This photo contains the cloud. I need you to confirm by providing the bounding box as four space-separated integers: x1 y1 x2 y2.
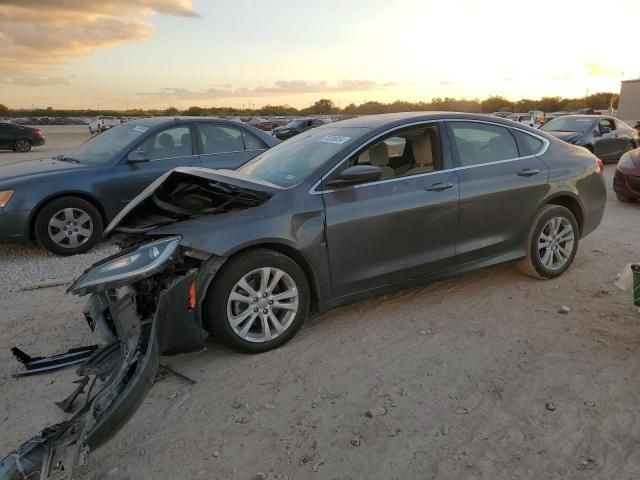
0 75 69 86
0 1 197 80
439 80 463 85
582 63 621 77
139 80 399 99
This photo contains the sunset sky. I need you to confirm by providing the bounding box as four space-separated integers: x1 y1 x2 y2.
1 0 638 110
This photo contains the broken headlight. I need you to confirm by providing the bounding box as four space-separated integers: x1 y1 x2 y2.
70 236 181 292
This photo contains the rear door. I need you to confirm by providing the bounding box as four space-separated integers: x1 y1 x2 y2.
197 122 267 170
447 120 549 265
112 124 200 209
322 123 460 298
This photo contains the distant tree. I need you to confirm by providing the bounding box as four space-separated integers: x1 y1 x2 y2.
311 98 336 115
538 96 564 112
164 107 180 115
480 95 512 113
343 103 358 114
0 103 9 116
183 106 205 116
585 92 618 110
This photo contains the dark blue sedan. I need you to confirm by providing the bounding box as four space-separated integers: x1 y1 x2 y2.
0 117 279 255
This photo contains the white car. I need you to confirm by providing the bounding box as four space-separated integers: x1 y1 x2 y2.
88 116 120 134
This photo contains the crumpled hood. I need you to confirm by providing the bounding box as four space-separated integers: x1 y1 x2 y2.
546 131 583 143
0 158 90 184
105 167 280 236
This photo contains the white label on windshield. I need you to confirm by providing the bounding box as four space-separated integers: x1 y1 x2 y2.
133 125 149 132
319 135 351 144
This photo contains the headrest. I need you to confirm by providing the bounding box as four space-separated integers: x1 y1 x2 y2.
369 142 389 167
158 133 175 148
412 133 433 166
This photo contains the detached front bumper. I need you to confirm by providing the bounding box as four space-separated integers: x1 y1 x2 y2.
1 268 205 479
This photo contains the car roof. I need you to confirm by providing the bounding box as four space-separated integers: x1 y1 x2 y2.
329 111 534 129
128 116 242 126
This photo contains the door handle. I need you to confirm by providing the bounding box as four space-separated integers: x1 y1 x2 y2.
614 134 619 137
517 168 540 177
424 182 454 192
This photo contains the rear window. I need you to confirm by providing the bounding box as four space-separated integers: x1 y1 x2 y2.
513 130 544 156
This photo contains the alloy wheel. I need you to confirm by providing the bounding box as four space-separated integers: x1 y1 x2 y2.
15 139 31 152
227 267 299 343
48 207 94 249
537 216 574 271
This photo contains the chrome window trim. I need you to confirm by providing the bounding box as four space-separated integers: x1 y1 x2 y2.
200 148 264 156
309 118 550 195
147 153 197 163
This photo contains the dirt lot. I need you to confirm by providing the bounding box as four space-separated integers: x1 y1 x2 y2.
0 125 92 167
1 130 639 480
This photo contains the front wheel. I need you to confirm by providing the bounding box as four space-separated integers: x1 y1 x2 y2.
517 205 579 279
203 249 310 353
34 197 103 256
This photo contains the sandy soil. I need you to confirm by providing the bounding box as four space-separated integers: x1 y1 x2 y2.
1 135 639 479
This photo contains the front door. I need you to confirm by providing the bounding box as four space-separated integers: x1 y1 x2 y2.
446 120 549 265
594 118 622 160
111 124 200 214
322 124 460 298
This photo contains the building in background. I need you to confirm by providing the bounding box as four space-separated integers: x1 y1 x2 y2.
618 79 640 123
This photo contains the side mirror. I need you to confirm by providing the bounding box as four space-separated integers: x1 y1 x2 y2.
600 126 611 135
325 165 383 188
127 151 149 163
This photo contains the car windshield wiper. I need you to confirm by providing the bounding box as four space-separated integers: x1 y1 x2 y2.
56 156 80 163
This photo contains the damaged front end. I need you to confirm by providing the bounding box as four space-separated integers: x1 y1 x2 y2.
2 237 217 479
2 168 275 479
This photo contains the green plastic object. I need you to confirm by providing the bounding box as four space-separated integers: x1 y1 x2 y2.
632 264 640 307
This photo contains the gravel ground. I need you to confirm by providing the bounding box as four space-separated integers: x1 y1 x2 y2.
0 242 117 295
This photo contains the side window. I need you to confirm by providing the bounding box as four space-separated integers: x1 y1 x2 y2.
449 122 519 167
199 124 245 154
599 118 615 131
241 130 265 151
131 126 192 161
349 127 439 181
615 119 628 131
513 130 544 156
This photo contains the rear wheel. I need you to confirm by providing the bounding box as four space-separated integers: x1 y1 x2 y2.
13 139 32 152
203 248 310 353
517 205 579 279
34 197 103 256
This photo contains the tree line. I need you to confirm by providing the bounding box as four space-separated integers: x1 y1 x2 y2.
0 92 618 118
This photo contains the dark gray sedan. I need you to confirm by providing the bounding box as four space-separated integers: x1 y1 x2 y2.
0 117 278 255
4 112 606 479
540 114 638 162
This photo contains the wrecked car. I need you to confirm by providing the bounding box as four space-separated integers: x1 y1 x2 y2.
2 112 607 478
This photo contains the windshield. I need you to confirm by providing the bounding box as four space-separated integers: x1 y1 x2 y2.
63 123 150 165
540 117 596 133
238 126 370 187
285 120 304 128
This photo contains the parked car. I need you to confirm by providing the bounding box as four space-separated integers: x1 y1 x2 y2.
0 117 278 255
272 118 326 140
508 113 537 127
613 146 640 202
539 115 638 162
88 116 120 134
0 123 45 152
2 112 607 478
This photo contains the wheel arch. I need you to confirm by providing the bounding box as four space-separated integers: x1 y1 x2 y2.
28 191 107 240
222 242 322 313
543 193 584 234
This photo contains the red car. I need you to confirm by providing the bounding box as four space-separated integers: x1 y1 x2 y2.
614 146 640 202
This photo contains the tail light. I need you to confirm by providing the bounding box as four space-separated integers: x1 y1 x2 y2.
34 129 43 137
595 157 604 174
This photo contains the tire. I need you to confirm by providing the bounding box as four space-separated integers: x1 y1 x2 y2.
203 248 310 353
517 205 579 279
13 138 32 153
34 197 103 256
